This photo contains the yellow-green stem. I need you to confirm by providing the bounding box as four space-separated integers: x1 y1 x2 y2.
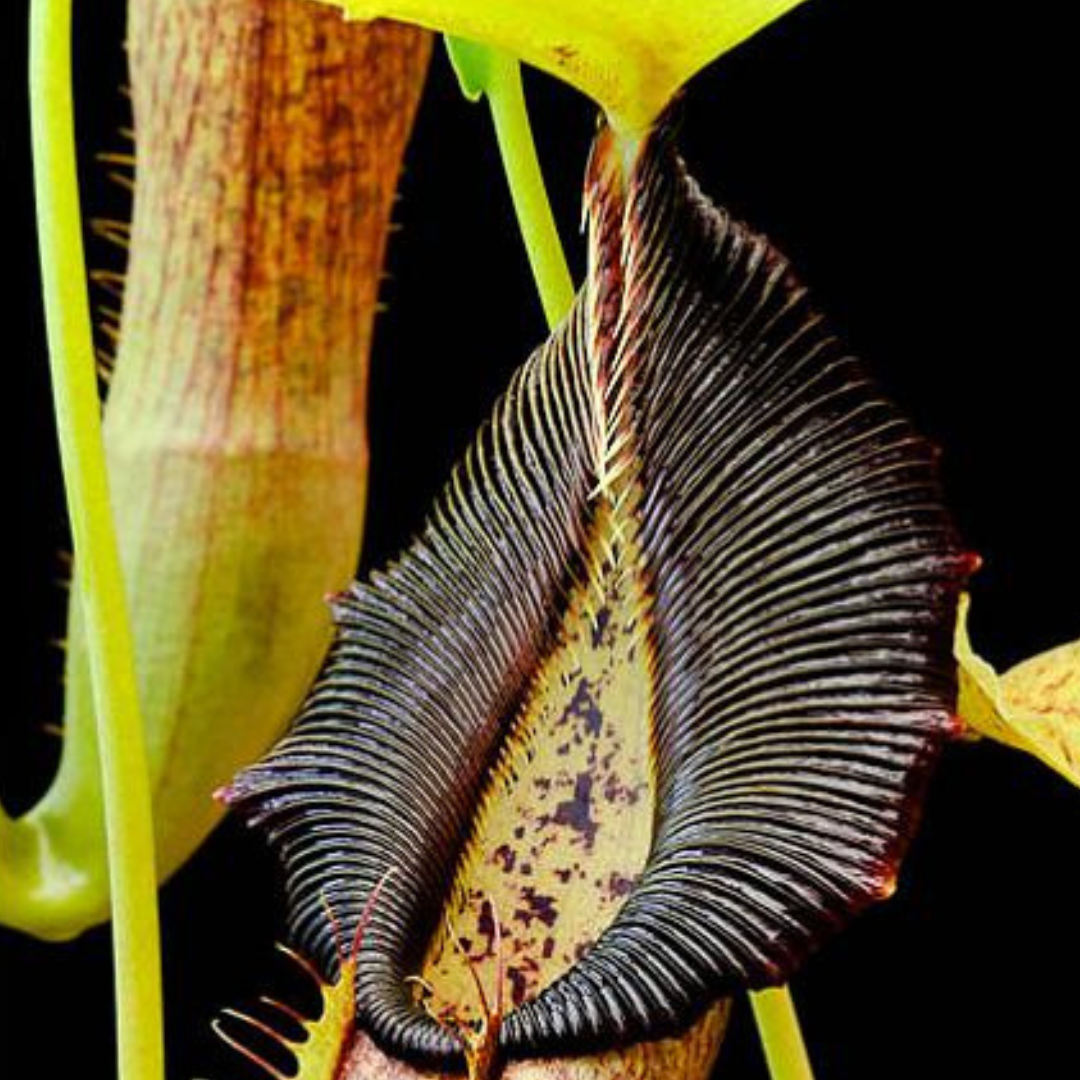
752 986 815 1080
482 49 816 1080
27 1 163 1078
483 53 575 329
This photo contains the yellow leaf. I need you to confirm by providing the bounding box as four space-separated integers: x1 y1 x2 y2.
956 594 1080 786
321 0 810 131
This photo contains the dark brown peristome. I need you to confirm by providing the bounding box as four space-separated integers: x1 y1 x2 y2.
227 114 971 1065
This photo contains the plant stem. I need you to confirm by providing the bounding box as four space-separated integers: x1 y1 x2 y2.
482 53 575 330
28 2 164 1078
752 986 816 1080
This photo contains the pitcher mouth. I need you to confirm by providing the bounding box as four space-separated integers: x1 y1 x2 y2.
226 112 970 1068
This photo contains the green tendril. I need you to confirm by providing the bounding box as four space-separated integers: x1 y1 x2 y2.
752 985 816 1080
27 1 163 1078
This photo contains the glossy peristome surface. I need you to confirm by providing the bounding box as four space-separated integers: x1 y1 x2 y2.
227 114 969 1070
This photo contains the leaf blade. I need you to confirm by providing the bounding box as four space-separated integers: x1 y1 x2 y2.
956 594 1080 785
328 0 810 129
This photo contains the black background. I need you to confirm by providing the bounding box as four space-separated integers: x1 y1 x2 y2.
2 1 1079 1078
